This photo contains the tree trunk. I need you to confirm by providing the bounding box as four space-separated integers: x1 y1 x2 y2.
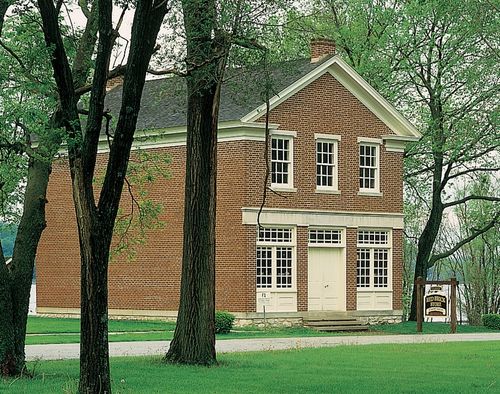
0 156 51 376
164 0 227 366
408 201 443 320
408 100 445 321
77 218 112 393
165 74 220 365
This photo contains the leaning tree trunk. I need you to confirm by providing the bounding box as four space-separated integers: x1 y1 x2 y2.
0 0 98 376
408 201 443 320
0 156 51 376
408 107 445 321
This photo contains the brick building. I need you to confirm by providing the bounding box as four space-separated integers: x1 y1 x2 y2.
36 41 420 323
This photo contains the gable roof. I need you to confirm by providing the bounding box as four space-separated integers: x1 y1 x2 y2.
105 55 421 139
105 58 326 131
241 56 421 138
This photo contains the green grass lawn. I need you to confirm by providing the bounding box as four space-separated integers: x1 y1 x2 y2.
25 317 497 345
372 321 498 335
3 342 499 393
27 316 175 334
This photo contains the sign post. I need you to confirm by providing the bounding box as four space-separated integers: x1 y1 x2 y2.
257 292 271 328
415 277 458 333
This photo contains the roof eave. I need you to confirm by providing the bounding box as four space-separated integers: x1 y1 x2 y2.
240 55 422 139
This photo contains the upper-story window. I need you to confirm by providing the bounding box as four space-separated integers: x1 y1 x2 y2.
315 134 340 192
358 139 381 193
271 131 295 190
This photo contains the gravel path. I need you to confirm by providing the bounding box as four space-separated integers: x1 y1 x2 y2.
25 332 500 361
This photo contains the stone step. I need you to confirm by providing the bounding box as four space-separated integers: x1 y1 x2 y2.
312 325 369 332
305 319 362 326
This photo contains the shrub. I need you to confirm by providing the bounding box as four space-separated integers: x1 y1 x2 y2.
215 311 235 334
481 314 500 330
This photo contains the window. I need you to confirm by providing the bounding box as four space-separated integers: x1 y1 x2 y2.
315 134 340 192
271 135 293 188
316 141 338 190
258 228 292 243
357 230 388 245
359 143 379 192
256 227 295 290
308 229 342 245
356 230 390 290
256 248 272 288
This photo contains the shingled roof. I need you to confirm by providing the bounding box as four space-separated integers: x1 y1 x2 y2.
104 57 326 131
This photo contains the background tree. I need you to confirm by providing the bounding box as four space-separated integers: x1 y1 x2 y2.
293 0 499 320
36 0 170 391
436 176 499 324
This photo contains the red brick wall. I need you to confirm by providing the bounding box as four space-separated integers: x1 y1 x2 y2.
37 142 256 312
36 72 405 314
345 228 358 311
250 73 403 212
392 229 404 310
296 227 309 312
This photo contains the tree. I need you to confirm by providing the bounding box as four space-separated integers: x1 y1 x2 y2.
0 3 98 375
436 176 499 324
163 0 227 365
394 0 500 320
165 0 286 365
299 0 499 320
36 0 169 391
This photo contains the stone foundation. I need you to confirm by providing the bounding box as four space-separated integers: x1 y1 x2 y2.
37 307 403 326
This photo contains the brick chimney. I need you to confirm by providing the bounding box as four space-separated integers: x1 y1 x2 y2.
310 39 336 63
106 75 124 92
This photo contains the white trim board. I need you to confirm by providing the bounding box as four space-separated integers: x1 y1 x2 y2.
241 56 421 139
242 207 404 229
56 121 277 154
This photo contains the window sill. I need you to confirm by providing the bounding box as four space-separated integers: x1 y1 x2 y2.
270 186 297 193
358 191 383 197
356 288 392 292
315 189 341 195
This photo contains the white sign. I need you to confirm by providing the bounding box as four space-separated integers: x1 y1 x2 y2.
257 292 271 306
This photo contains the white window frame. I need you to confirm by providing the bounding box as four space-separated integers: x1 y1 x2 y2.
270 131 295 191
308 227 345 247
256 226 296 292
356 229 392 291
358 138 381 194
314 134 340 193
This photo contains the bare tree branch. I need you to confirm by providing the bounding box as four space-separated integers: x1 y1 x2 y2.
429 211 500 266
443 195 500 209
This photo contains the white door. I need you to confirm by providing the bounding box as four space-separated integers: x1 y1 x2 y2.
308 247 346 311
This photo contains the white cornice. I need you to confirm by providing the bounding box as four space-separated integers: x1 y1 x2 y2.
56 121 278 154
240 56 421 139
382 135 419 153
241 207 404 229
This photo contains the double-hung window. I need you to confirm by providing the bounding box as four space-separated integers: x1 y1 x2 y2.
356 230 390 289
256 227 295 290
271 131 295 190
315 134 340 192
358 138 381 193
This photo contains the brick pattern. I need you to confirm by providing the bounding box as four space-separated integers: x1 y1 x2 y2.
392 229 404 310
310 39 336 61
296 227 308 311
36 72 405 314
345 228 358 310
251 73 403 212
